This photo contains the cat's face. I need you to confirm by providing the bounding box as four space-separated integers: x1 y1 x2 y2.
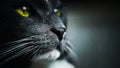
0 0 69 68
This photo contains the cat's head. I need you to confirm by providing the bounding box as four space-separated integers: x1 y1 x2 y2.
0 0 70 68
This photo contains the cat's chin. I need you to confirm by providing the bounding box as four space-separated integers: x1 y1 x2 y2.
30 49 61 68
32 49 61 62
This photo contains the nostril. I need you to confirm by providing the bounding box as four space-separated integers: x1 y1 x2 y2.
51 28 66 41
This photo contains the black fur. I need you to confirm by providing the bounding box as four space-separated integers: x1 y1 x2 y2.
0 0 76 68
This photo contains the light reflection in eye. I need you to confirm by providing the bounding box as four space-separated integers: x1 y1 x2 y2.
54 9 61 17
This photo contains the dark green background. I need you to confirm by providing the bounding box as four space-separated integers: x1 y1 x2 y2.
63 1 120 68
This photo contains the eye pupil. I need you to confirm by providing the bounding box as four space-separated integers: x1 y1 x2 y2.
22 6 27 13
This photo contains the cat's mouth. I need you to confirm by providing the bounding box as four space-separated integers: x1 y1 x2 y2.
29 34 62 61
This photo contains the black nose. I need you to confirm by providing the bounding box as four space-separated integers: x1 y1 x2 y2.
51 27 66 41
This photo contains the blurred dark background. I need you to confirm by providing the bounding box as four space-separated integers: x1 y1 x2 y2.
61 1 120 68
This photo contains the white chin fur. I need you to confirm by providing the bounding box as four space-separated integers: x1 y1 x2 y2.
31 49 75 68
32 49 61 61
48 60 75 68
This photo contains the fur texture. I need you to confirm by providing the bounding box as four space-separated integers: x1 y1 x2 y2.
0 0 77 68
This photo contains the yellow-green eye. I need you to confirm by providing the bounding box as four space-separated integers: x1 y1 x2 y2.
16 6 30 17
54 9 61 17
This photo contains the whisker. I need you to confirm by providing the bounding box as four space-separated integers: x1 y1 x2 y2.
0 45 37 65
0 36 35 50
7 45 39 66
21 46 39 65
0 42 34 59
30 46 41 59
1 37 31 46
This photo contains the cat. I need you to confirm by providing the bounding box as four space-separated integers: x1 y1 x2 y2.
0 0 77 68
